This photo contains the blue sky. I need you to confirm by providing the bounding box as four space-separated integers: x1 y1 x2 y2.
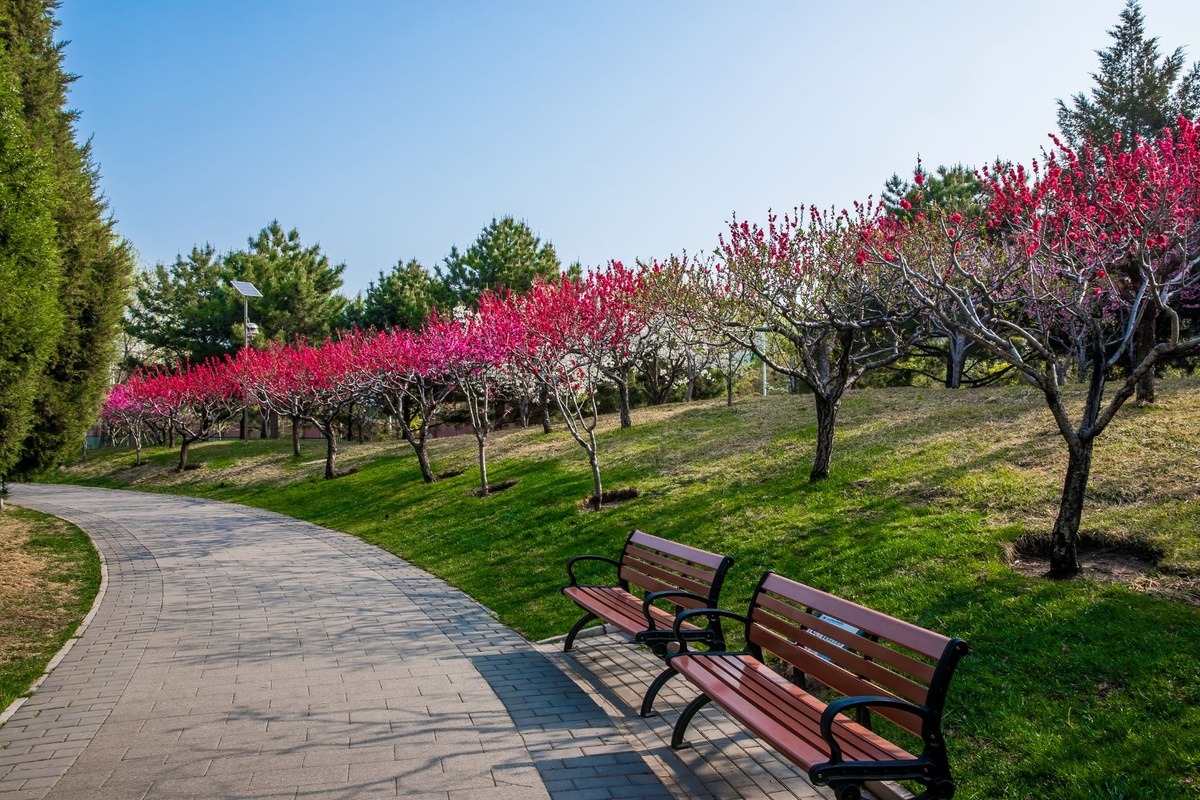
59 1 1200 296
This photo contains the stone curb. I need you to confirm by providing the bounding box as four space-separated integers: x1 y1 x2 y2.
0 505 109 729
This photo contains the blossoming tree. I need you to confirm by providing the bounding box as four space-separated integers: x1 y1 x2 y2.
869 119 1200 576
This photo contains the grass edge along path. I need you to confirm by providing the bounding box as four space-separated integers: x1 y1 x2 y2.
0 504 102 715
55 382 1200 799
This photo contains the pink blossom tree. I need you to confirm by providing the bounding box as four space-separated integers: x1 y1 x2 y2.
714 207 918 481
488 279 613 508
140 357 245 472
100 373 156 465
242 335 373 479
361 327 454 483
869 119 1200 576
424 307 508 495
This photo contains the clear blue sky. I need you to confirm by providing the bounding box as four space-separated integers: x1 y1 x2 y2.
59 1 1200 296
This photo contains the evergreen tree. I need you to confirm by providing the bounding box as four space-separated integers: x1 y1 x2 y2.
126 244 239 363
881 162 985 223
437 216 561 308
1 0 135 475
1057 0 1200 149
343 258 444 330
225 220 348 344
0 58 60 478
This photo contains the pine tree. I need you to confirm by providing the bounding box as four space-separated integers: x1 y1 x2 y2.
126 244 240 363
343 258 444 331
1057 0 1200 149
437 216 561 308
0 57 60 478
1 0 135 475
224 220 347 344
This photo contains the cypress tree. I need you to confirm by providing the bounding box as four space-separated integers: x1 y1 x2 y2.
0 53 60 478
0 0 134 473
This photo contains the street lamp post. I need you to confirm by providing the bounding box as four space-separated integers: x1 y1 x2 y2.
230 280 262 441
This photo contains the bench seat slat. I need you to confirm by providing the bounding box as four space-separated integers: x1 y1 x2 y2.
671 653 913 769
563 586 702 638
629 530 729 571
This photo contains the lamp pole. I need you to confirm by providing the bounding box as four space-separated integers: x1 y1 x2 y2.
230 280 262 441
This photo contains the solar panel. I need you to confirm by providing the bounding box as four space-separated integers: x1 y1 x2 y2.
230 280 262 297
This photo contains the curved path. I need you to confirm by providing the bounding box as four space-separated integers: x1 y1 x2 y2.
0 485 673 800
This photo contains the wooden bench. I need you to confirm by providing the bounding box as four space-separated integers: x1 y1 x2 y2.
666 571 969 800
562 529 734 717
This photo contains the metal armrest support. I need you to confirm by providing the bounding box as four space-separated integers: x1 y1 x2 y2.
817 696 932 764
565 555 621 587
667 608 749 655
637 590 712 632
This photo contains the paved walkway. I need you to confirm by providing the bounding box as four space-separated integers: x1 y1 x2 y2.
1 485 835 800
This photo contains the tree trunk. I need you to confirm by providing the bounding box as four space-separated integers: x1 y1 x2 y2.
618 380 632 429
540 385 552 433
589 450 603 511
1047 440 1093 577
945 332 969 389
134 438 142 466
323 427 337 480
269 409 279 439
176 438 191 472
809 394 838 482
1133 308 1157 405
726 373 734 407
291 414 301 457
476 438 489 495
401 424 435 483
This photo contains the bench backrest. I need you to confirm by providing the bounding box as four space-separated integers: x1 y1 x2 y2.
746 571 967 737
618 530 733 610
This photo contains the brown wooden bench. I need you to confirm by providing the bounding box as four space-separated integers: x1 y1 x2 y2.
562 529 734 717
666 571 969 800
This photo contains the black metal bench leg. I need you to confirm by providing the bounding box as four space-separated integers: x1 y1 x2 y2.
639 665 678 718
563 612 599 652
670 693 712 749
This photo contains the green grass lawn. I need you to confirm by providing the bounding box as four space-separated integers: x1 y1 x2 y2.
57 381 1200 799
0 505 102 713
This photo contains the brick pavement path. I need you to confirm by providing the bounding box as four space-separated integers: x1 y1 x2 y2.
1 485 675 800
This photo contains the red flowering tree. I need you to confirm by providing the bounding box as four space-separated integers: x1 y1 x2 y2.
593 261 661 428
425 307 508 495
488 278 614 508
101 373 156 465
361 327 453 483
140 357 245 472
869 119 1200 576
242 335 373 479
714 207 917 481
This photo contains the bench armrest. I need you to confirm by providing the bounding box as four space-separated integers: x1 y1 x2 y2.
818 696 932 764
638 590 712 632
667 608 750 655
565 555 622 587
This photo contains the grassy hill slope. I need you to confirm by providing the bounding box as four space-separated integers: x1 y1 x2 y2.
56 381 1200 799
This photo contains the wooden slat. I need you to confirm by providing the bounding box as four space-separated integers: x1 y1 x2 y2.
759 573 950 659
624 543 717 583
671 654 913 769
620 560 711 599
629 530 728 571
754 595 937 684
698 655 911 764
563 586 701 636
749 626 925 736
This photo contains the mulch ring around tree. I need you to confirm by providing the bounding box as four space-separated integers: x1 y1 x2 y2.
469 478 520 497
1005 530 1199 604
578 486 641 512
